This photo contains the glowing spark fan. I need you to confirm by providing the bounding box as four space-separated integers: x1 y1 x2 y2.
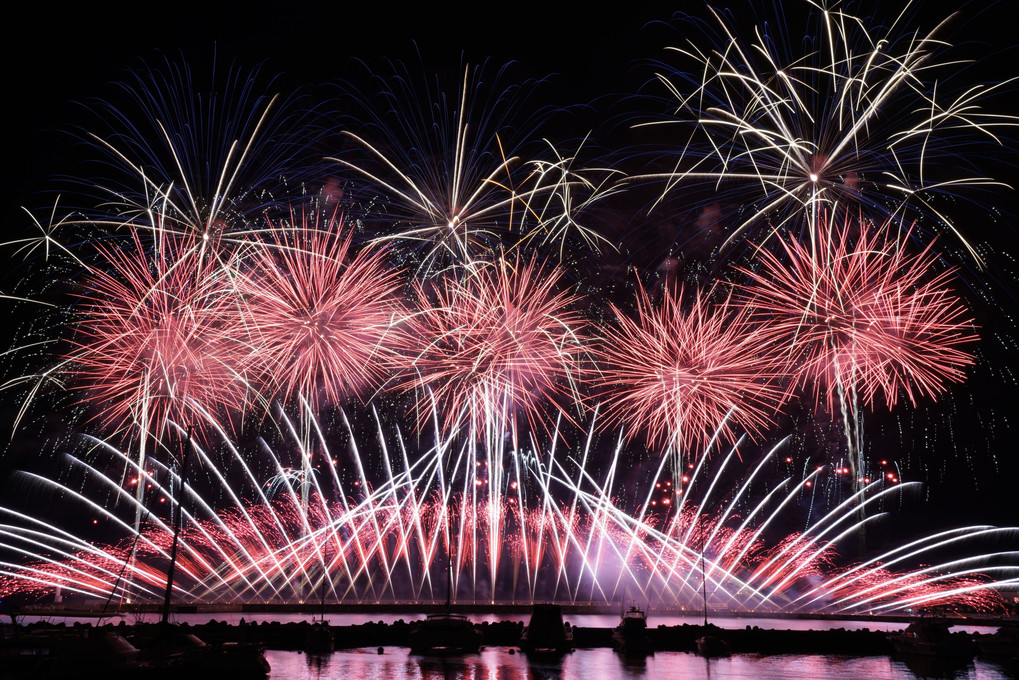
2 419 1014 613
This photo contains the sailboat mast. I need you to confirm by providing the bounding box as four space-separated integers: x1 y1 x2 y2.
161 425 193 629
446 556 452 612
700 526 708 627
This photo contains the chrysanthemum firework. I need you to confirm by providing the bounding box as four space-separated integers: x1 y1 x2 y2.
739 215 978 413
399 258 587 437
235 209 405 411
69 231 250 441
594 282 786 454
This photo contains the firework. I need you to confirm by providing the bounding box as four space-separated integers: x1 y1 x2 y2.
638 1 1016 260
69 230 251 442
2 6 1016 621
70 55 325 245
235 207 405 412
329 59 613 275
399 258 588 438
738 215 978 413
594 282 786 458
1 416 1014 614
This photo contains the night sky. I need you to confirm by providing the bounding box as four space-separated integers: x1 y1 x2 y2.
2 0 1018 542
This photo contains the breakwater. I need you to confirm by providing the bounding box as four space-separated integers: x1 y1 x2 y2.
1 618 955 655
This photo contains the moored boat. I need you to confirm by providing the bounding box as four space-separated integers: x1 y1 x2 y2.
975 623 1019 660
408 612 483 654
129 624 270 678
695 632 731 657
612 606 653 656
887 620 974 659
0 626 142 679
304 620 334 655
519 604 573 655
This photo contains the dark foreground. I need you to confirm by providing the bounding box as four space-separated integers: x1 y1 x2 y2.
0 617 992 654
3 619 1018 680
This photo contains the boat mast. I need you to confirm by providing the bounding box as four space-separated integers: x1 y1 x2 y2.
700 525 708 627
445 554 452 613
161 424 192 630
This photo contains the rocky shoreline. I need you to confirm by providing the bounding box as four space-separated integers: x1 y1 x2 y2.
2 618 978 655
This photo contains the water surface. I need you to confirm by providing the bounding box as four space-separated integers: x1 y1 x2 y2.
265 647 1016 680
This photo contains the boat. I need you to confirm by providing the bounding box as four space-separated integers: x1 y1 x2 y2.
612 606 653 656
0 626 143 679
407 557 482 654
408 611 483 654
694 536 729 657
887 620 974 659
519 604 573 654
974 623 1019 660
304 620 334 655
129 624 271 678
695 632 731 657
304 579 334 655
125 430 267 677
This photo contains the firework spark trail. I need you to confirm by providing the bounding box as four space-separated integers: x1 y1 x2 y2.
70 230 252 443
63 227 256 578
636 1 1017 260
68 57 326 247
80 437 284 600
329 60 614 275
510 138 624 258
741 217 977 467
2 16 1016 619
738 215 977 488
792 526 1019 611
0 506 163 602
595 282 786 480
0 469 173 602
539 436 1017 613
233 207 407 599
395 256 589 595
2 415 1016 612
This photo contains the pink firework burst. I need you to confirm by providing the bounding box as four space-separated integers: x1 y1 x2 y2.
594 283 786 453
236 209 405 410
399 259 587 436
70 231 249 440
739 216 978 412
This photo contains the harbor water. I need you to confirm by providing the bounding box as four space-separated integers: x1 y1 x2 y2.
266 647 1016 680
